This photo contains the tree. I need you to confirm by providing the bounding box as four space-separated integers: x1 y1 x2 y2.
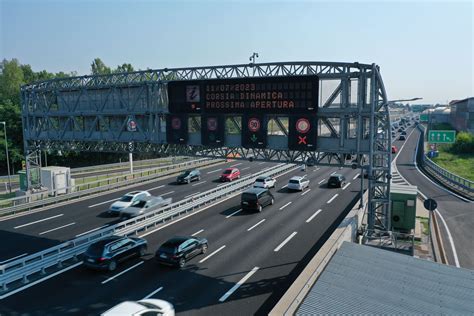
115 63 134 73
91 58 111 75
0 59 24 104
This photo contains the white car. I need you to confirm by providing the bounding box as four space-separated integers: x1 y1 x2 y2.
287 176 309 191
253 176 276 189
101 299 174 316
108 191 151 216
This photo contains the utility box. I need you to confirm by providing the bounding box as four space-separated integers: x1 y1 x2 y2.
40 166 71 196
390 184 418 232
18 169 41 191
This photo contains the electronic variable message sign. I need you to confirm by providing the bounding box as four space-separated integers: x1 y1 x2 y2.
288 115 317 150
242 114 267 149
168 75 319 114
201 115 225 146
166 114 188 144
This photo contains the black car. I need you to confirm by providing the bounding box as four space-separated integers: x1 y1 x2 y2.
241 187 274 212
328 174 346 188
399 135 406 141
156 236 208 268
306 158 316 167
400 131 407 136
176 169 201 184
83 236 147 271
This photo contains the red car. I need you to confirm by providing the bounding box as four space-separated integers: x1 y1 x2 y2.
220 168 240 182
391 146 398 154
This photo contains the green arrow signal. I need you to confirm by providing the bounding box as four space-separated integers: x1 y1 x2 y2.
250 134 258 142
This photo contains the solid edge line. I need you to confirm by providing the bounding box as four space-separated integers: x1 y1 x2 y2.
396 128 460 268
142 286 163 300
101 261 144 285
218 266 259 302
0 262 83 300
199 245 226 263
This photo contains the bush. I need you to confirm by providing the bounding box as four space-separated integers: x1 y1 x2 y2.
450 132 474 154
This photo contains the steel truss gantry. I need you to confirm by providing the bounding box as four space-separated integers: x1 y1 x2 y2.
21 61 391 231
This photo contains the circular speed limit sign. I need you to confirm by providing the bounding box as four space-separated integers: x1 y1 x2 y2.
248 118 261 132
296 118 310 134
171 117 181 130
207 117 218 131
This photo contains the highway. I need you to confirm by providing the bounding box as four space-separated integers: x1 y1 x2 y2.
0 128 421 315
395 127 474 269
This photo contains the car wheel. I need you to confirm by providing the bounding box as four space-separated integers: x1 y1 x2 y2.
108 260 117 272
202 243 208 254
270 198 274 205
258 205 263 212
178 258 186 268
139 246 146 257
197 176 201 181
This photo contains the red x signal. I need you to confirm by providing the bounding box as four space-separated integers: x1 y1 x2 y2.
298 135 307 145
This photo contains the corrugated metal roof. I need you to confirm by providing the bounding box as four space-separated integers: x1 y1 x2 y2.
296 242 474 315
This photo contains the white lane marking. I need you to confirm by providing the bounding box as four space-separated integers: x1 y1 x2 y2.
342 182 351 190
199 245 226 263
207 169 221 174
241 167 250 171
39 222 76 235
281 184 288 189
226 209 242 218
274 232 298 252
161 191 174 196
353 174 359 180
301 188 311 196
101 261 144 284
279 202 292 210
191 229 204 236
14 214 64 229
88 198 119 208
247 219 266 231
306 209 322 223
434 208 460 267
218 266 259 302
330 171 337 175
327 194 339 204
258 162 265 165
316 167 321 171
0 262 83 300
318 179 326 184
0 253 28 264
75 225 109 237
192 181 206 186
148 185 165 191
185 192 200 198
140 164 299 238
230 163 242 167
142 286 163 300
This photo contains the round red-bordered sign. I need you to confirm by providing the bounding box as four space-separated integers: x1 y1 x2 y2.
248 118 261 132
207 117 218 131
171 117 181 130
296 118 310 134
127 119 137 132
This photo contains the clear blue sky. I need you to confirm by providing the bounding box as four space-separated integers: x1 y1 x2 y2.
1 0 472 104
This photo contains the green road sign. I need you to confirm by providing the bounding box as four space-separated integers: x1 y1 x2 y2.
428 130 456 143
420 114 429 122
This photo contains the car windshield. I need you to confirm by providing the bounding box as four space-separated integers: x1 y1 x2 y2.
255 178 265 183
119 195 133 202
329 176 339 181
289 180 300 184
181 171 191 176
223 170 232 174
242 193 257 201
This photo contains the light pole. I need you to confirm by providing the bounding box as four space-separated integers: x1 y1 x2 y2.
0 122 12 193
249 52 259 64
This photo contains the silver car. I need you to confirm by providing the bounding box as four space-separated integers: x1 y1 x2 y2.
120 195 172 219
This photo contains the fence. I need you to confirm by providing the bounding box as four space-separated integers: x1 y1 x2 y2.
0 162 295 294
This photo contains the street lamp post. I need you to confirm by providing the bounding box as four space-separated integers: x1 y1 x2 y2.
1 122 12 193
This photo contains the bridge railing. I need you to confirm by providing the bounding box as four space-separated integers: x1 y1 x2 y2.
0 162 296 294
417 125 474 199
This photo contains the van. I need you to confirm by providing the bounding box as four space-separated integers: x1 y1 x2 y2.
241 187 274 212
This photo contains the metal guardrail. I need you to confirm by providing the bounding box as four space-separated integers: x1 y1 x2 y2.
0 162 295 293
417 125 474 199
0 158 217 215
